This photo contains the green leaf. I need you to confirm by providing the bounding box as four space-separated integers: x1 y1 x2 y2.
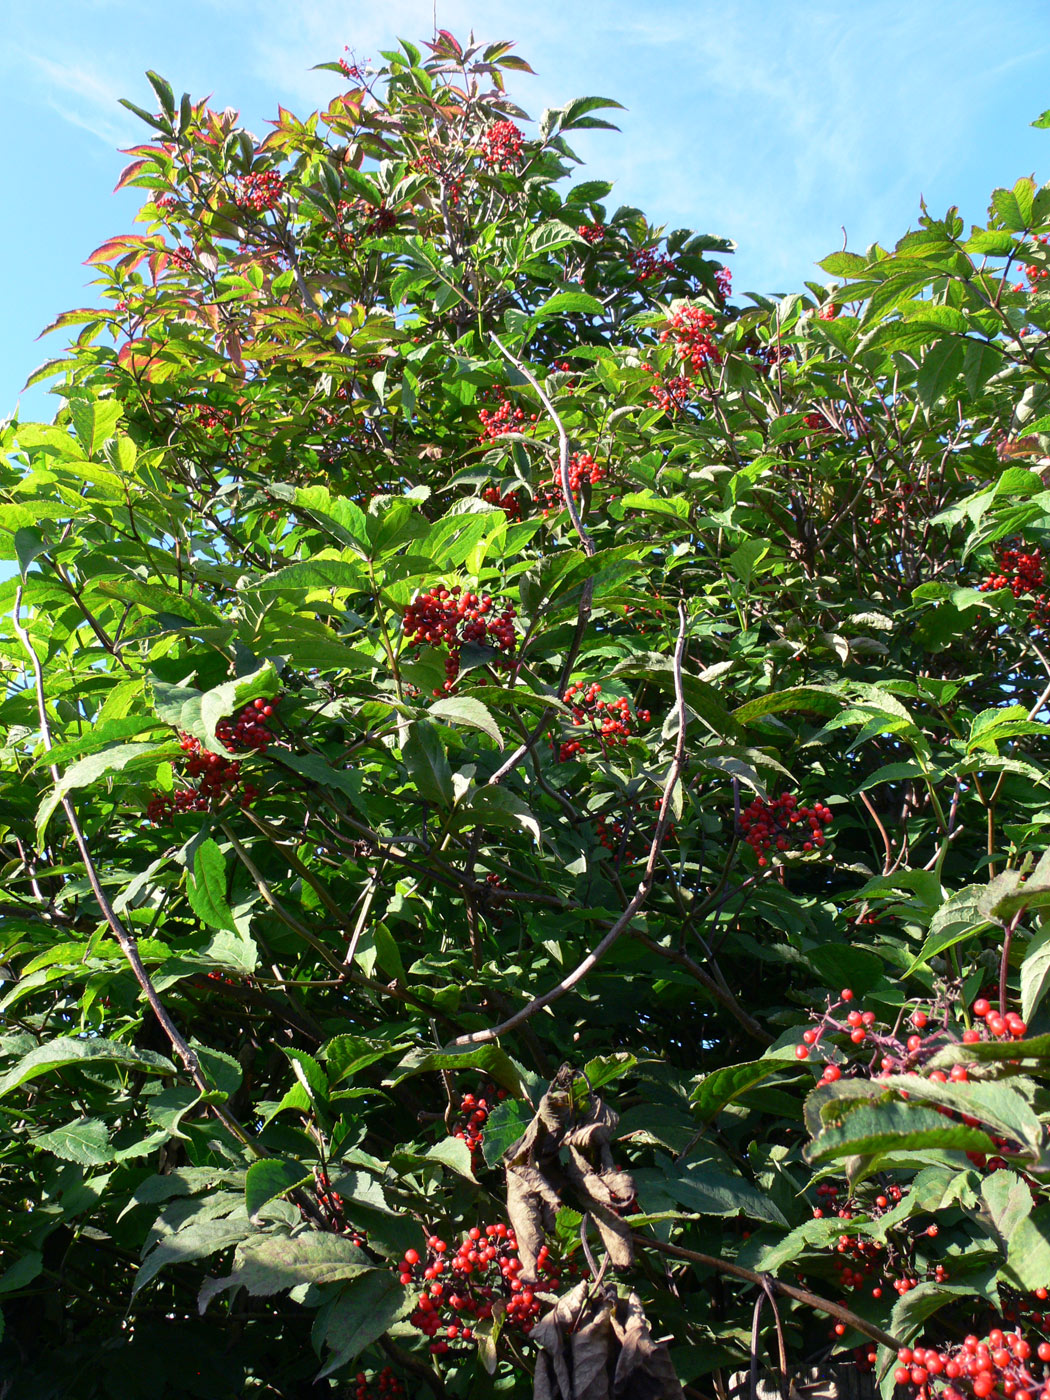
37 741 169 842
254 559 367 592
68 397 122 457
0 1036 174 1097
429 695 503 748
402 722 454 807
322 1034 406 1083
459 785 541 846
917 338 964 408
734 687 842 722
188 838 237 933
425 1135 477 1181
389 1044 522 1096
1004 1206 1050 1289
690 1060 785 1122
1023 925 1050 1024
245 1159 312 1219
481 1098 535 1168
807 1102 995 1165
981 1169 1033 1251
32 1116 113 1166
317 1271 413 1378
198 1231 371 1312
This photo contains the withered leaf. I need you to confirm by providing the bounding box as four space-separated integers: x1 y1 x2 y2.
531 1282 684 1400
503 1065 637 1281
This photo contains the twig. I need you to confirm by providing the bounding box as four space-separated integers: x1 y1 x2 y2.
638 1235 902 1353
448 603 689 1048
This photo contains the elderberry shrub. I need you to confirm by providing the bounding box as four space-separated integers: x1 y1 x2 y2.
147 696 280 822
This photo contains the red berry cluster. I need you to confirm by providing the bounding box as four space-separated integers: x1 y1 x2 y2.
477 387 537 441
626 246 676 281
660 305 722 373
413 153 463 206
1026 235 1050 291
402 586 517 692
642 365 694 415
234 171 285 213
450 1082 507 1169
147 698 279 823
797 990 1028 1154
215 696 279 753
539 451 607 515
399 1225 568 1353
980 543 1050 630
479 121 524 169
187 403 236 436
314 1169 367 1245
893 1328 1050 1400
481 486 523 520
169 246 195 272
556 681 650 762
715 266 732 298
970 996 1029 1041
338 48 368 82
577 222 606 244
818 302 840 320
803 411 832 431
811 1179 950 1303
739 793 832 866
351 1368 404 1400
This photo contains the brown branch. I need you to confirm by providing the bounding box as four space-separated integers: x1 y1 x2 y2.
638 1236 902 1354
447 602 689 1048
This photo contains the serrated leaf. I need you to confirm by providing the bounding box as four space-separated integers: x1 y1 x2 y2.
425 1135 477 1181
317 1271 413 1378
245 1159 312 1220
189 838 237 933
32 1117 113 1166
198 1231 371 1312
429 696 503 749
402 721 453 807
0 1037 174 1097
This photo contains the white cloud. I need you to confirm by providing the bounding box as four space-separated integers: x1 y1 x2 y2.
18 51 140 148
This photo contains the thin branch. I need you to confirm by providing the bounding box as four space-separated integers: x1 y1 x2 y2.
638 1235 902 1354
448 603 689 1048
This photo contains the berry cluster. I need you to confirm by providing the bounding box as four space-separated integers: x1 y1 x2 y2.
980 543 1050 631
450 1082 507 1169
337 48 368 82
477 387 537 441
351 1369 404 1400
642 365 694 415
215 696 279 753
577 222 606 244
626 246 676 281
481 486 523 520
811 1179 949 1303
413 152 463 206
818 302 840 320
715 266 732 299
314 1169 366 1245
479 121 524 169
234 171 285 213
1026 235 1050 291
659 305 721 373
893 1329 1050 1400
147 698 279 823
796 989 1028 1130
803 411 832 431
169 246 196 272
738 793 832 866
556 681 650 762
402 586 517 692
539 451 607 515
399 1225 568 1353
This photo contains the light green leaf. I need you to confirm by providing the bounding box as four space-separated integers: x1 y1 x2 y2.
0 1036 174 1097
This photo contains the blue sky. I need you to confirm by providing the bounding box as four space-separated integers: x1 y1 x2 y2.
3 0 1050 424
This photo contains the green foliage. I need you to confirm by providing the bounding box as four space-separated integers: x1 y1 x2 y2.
5 27 1050 1399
